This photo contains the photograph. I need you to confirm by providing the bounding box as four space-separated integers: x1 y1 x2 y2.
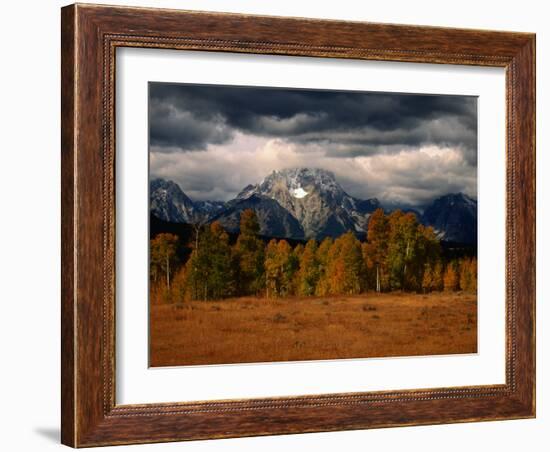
148 82 479 367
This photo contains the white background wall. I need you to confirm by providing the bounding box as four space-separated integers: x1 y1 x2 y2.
0 1 546 450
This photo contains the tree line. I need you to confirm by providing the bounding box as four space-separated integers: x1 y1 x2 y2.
150 208 477 303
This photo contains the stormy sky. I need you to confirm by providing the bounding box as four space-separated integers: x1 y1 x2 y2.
149 82 477 207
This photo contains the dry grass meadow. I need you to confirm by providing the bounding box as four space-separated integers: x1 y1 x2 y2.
149 292 477 367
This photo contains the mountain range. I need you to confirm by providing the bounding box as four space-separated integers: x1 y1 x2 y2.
150 168 477 244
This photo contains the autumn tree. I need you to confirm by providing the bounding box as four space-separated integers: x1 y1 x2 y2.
264 239 297 298
364 209 442 293
291 243 305 294
150 233 179 290
416 225 441 292
326 232 365 295
297 239 319 296
293 243 304 258
315 237 334 296
422 263 434 293
365 208 389 292
432 261 444 292
265 239 281 298
341 232 367 294
184 221 235 301
421 260 444 293
385 211 420 290
443 261 460 291
459 257 478 292
233 209 265 296
418 225 441 266
286 243 301 295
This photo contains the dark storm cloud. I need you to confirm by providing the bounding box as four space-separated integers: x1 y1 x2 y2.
149 99 233 150
149 82 477 159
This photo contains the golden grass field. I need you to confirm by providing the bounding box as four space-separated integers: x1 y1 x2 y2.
149 292 477 367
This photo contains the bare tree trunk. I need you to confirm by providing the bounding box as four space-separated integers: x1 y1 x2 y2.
376 265 380 292
404 240 410 288
193 224 200 251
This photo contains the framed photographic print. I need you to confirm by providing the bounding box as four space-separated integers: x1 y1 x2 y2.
147 83 480 367
61 3 536 447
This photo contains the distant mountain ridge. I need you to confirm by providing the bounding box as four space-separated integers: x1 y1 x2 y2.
421 193 477 244
150 178 225 224
150 169 477 243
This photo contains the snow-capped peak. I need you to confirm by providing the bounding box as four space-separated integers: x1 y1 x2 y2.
290 186 309 199
258 167 343 198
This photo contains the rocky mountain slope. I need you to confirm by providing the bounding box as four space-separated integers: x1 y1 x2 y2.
211 194 305 239
229 168 380 239
150 178 225 224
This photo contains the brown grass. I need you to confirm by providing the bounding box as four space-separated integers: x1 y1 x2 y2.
149 292 477 367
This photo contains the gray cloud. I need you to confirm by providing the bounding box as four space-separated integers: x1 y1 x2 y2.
149 99 233 150
149 83 477 206
149 83 477 158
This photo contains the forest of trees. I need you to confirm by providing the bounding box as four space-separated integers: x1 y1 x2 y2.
150 208 477 303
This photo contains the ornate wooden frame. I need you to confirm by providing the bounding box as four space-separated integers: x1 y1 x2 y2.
61 3 535 447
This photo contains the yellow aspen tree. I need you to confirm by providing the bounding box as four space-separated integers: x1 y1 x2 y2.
443 261 460 291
